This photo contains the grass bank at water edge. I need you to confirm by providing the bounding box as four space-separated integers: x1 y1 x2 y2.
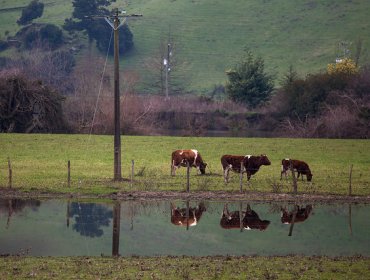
0 134 369 196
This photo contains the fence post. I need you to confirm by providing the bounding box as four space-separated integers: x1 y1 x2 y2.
7 157 12 189
290 161 297 194
239 161 244 193
348 164 353 196
186 161 190 193
67 160 71 188
131 160 135 185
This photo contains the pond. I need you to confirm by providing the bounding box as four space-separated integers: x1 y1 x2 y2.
0 199 369 257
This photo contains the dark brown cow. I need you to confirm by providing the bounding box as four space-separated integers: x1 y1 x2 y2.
220 204 270 231
171 149 207 176
171 202 206 227
221 154 271 183
281 205 313 224
280 158 313 181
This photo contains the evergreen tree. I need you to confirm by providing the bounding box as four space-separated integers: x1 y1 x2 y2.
226 50 274 108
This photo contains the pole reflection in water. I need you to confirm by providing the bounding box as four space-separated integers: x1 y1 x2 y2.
112 201 121 256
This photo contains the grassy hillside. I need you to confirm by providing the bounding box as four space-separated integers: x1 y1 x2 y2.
0 0 369 93
0 134 369 196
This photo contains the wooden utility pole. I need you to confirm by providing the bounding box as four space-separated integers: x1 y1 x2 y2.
164 43 171 100
104 9 142 181
113 9 122 181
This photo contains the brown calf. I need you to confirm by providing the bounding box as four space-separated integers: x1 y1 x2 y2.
280 158 313 181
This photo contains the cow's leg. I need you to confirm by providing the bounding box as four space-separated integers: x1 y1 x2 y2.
281 165 288 180
171 161 178 176
196 166 200 175
170 202 176 214
224 166 231 183
222 204 231 219
246 171 252 181
280 170 286 180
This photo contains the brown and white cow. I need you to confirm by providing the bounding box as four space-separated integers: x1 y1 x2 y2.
221 154 271 183
220 204 270 231
280 158 313 181
171 202 206 227
281 205 313 224
171 149 207 176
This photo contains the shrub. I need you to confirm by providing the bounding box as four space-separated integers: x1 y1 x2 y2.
17 0 44 25
0 70 66 133
327 58 358 75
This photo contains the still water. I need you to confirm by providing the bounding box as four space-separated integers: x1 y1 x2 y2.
0 199 369 257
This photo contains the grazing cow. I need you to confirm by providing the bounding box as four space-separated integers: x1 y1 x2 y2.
171 202 206 227
281 205 313 224
221 154 271 183
220 204 270 231
171 149 207 176
280 159 313 181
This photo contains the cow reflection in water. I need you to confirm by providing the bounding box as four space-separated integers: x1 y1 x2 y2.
220 204 270 231
281 205 313 224
171 202 206 227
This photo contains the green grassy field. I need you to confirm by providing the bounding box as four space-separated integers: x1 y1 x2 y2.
1 0 369 93
0 134 369 196
1 255 369 279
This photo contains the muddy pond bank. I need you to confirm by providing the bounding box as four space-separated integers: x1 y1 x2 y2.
1 188 370 203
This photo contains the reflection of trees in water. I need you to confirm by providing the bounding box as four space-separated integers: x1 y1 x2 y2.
0 199 41 213
68 202 112 238
0 199 41 229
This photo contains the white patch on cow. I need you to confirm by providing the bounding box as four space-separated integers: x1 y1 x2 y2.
281 165 284 171
191 149 198 165
285 158 290 161
245 155 252 159
189 219 197 226
178 217 197 226
179 150 184 155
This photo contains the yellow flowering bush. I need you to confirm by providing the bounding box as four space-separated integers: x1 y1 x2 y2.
327 58 358 75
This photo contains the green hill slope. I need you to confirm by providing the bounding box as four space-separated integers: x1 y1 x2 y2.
1 0 369 94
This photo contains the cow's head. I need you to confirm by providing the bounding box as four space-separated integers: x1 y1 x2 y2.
257 220 270 231
199 162 207 174
260 154 271 166
307 172 313 182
